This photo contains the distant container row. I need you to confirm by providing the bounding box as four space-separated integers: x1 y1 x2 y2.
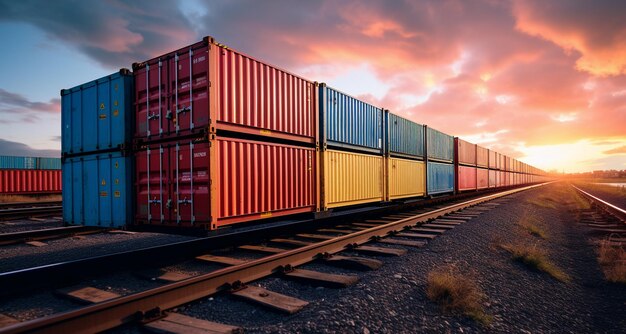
61 35 548 229
0 169 62 194
0 156 61 170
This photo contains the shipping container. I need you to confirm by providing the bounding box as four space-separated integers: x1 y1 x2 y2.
322 150 384 209
427 127 454 162
63 152 132 227
498 171 506 187
476 146 489 168
457 165 477 191
134 37 317 144
136 137 317 229
0 169 62 194
427 161 454 195
320 84 384 154
488 169 497 188
386 112 424 159
499 154 506 170
0 156 36 170
37 157 62 170
387 157 425 200
488 150 497 169
455 138 476 166
62 70 133 155
477 168 489 189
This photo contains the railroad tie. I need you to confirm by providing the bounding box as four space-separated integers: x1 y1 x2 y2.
56 286 120 304
432 219 463 225
316 228 355 234
353 245 407 256
295 233 336 240
135 270 193 283
232 285 309 314
411 227 447 234
238 245 288 254
25 241 47 247
0 314 19 329
284 268 359 288
196 254 247 266
323 255 383 271
269 239 313 247
378 238 427 248
352 222 381 228
395 232 438 240
421 223 456 229
144 313 242 334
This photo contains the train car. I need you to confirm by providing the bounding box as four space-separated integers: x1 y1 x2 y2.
386 112 426 200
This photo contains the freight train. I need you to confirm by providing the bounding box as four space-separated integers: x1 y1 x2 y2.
61 36 548 230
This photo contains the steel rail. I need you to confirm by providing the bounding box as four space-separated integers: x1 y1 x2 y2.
0 183 546 334
0 206 62 220
0 226 101 246
572 185 626 223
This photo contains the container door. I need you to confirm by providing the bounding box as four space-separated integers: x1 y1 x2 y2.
137 144 169 224
170 141 210 227
110 156 129 227
97 80 112 150
98 156 113 226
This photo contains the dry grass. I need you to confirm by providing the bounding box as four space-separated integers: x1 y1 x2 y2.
426 265 492 325
517 214 547 239
526 183 591 210
574 182 626 197
500 243 571 283
597 239 626 284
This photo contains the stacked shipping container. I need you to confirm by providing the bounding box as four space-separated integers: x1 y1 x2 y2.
386 112 426 200
0 156 62 194
427 127 454 195
61 69 134 227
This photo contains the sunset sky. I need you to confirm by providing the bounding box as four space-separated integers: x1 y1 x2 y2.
0 0 624 172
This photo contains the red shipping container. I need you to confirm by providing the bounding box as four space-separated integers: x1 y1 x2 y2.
488 150 497 169
136 136 317 229
455 138 476 166
0 169 62 194
457 165 477 191
134 37 317 144
477 168 489 189
488 169 497 187
499 154 506 170
476 146 488 167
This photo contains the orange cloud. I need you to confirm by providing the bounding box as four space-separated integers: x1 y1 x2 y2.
513 0 626 76
604 145 626 155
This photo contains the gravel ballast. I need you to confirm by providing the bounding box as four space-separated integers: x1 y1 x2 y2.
173 183 625 333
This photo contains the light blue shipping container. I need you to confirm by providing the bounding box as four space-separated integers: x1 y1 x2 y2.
387 112 424 159
427 161 454 195
62 151 132 227
320 84 384 154
36 157 62 170
0 156 37 169
61 69 133 155
427 127 454 162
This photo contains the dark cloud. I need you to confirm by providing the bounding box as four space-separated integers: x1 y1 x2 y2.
0 0 197 68
0 88 59 114
0 138 59 157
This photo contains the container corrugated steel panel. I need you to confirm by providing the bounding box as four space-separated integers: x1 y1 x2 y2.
427 161 454 195
477 168 489 189
476 146 488 168
387 157 425 200
488 169 497 188
488 150 497 169
136 137 317 229
134 38 317 143
427 127 454 162
323 150 384 208
37 157 62 170
456 138 476 166
499 154 505 170
0 169 62 194
320 85 383 154
63 152 132 227
387 112 424 159
498 171 506 187
0 156 37 170
62 70 133 155
457 165 477 191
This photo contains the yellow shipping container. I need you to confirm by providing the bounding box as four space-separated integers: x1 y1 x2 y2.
322 149 384 209
387 157 425 200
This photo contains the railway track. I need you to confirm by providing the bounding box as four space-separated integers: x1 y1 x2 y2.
0 202 63 221
572 185 626 245
0 226 102 246
0 183 545 333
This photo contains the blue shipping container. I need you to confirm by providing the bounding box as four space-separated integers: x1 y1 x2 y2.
427 161 454 195
427 127 454 162
320 84 384 154
387 112 424 159
0 156 37 169
62 151 132 227
61 69 133 155
36 157 62 170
